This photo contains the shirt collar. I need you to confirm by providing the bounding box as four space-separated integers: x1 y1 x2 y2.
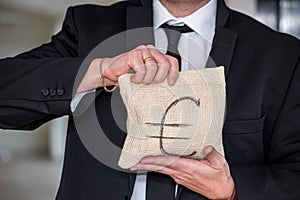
153 0 217 42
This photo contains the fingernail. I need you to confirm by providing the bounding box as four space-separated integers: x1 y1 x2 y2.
169 80 175 86
203 146 214 155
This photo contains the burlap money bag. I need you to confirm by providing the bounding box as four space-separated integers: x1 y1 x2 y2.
118 66 226 169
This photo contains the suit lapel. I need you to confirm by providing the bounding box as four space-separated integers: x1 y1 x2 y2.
207 0 237 78
126 1 155 51
208 27 237 77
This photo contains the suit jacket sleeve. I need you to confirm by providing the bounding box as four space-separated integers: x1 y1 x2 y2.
0 7 84 130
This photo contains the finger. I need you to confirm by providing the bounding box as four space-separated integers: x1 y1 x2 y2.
147 45 171 83
139 155 203 175
101 54 131 81
165 55 179 85
128 49 146 83
138 155 180 167
131 163 192 183
203 146 227 170
137 46 158 83
131 163 176 174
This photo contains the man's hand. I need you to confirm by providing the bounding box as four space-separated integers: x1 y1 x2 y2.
77 45 179 93
131 146 235 200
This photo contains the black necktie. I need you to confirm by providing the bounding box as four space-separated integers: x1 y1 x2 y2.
146 172 175 200
146 24 193 200
161 23 193 70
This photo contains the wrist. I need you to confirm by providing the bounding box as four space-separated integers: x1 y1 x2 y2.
213 186 237 200
99 58 118 92
76 58 102 94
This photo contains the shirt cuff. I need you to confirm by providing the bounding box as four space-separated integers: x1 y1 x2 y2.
70 90 95 112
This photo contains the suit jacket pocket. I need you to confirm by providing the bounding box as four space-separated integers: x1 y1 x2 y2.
222 116 265 165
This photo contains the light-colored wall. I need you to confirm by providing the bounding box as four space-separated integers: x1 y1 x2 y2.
0 8 55 57
227 0 257 17
0 126 48 159
0 8 56 160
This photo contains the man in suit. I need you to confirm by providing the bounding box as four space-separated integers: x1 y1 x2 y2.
0 0 300 199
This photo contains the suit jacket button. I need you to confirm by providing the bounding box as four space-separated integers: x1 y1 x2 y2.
41 88 49 96
57 88 65 96
50 89 57 97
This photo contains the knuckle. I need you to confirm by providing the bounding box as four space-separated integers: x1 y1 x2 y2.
159 60 171 69
168 57 179 66
132 76 142 83
145 59 157 65
172 58 179 65
219 159 227 169
146 44 155 49
153 77 162 83
162 63 171 70
130 49 142 57
136 45 147 50
146 63 157 71
137 68 146 76
165 55 176 62
179 159 196 175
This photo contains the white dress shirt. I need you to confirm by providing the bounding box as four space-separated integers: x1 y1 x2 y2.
131 0 217 199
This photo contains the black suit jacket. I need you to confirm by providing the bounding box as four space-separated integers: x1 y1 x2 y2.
1 0 300 199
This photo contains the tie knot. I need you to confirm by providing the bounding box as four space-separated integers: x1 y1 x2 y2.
161 23 193 33
160 23 193 71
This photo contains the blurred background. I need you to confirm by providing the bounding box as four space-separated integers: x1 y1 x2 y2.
0 0 299 199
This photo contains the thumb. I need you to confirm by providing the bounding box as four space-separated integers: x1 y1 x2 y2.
102 54 131 82
203 145 227 170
